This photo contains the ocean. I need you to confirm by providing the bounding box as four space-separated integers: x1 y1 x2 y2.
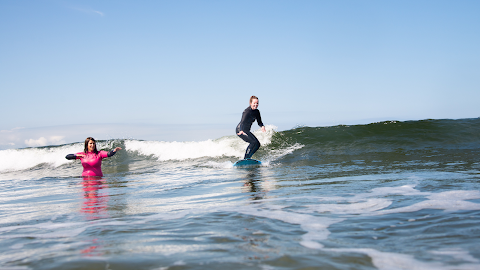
1 118 479 270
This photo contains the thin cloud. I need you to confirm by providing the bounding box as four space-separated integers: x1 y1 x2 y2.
93 10 104 16
0 142 15 146
1 127 25 133
71 6 105 17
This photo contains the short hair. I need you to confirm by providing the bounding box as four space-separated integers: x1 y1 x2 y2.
84 137 99 154
250 96 259 104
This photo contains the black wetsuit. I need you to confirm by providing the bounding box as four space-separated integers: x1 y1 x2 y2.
236 106 264 159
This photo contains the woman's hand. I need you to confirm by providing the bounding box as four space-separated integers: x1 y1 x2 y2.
237 131 246 136
113 147 122 152
261 126 266 133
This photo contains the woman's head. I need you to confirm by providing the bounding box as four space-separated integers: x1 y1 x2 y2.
84 137 98 154
250 96 259 110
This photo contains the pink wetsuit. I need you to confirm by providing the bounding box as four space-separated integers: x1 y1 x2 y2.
75 151 109 177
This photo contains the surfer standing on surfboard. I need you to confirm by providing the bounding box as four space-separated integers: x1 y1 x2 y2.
236 96 266 159
65 137 122 177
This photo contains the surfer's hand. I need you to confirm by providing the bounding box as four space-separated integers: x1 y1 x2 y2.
237 131 246 136
261 126 266 133
113 147 122 152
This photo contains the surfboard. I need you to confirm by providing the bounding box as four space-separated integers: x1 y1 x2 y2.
233 158 262 167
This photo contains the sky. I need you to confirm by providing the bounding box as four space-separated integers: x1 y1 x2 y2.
1 0 479 149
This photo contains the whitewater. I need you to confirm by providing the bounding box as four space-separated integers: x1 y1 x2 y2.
0 119 479 270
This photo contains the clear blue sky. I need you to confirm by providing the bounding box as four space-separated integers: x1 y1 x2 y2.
1 0 479 148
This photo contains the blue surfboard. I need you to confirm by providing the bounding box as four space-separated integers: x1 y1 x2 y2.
233 158 262 167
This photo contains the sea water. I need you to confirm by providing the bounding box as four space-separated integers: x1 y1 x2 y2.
0 118 479 269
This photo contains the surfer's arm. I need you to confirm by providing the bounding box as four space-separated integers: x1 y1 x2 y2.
66 153 86 159
107 147 122 157
256 110 265 132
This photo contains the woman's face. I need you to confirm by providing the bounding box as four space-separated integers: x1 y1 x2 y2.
250 99 259 110
87 140 96 152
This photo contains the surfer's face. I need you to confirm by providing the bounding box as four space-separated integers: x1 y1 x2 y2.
250 99 259 110
87 140 96 152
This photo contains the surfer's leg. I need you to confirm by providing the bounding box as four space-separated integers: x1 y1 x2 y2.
245 141 260 159
240 131 260 159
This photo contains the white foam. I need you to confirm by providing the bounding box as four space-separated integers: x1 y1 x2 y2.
360 189 480 215
231 205 343 249
309 198 392 214
326 248 480 270
261 143 304 165
351 185 426 201
0 125 301 173
10 243 24 249
125 125 286 161
229 186 480 269
376 199 480 215
2 184 477 269
125 138 241 161
203 161 234 169
430 248 480 263
427 190 480 201
0 144 81 172
304 185 480 216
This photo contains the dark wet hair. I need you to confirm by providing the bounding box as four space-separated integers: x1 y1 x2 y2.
84 137 99 154
250 96 258 104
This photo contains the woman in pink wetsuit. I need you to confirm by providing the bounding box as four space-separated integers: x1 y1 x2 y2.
65 137 122 177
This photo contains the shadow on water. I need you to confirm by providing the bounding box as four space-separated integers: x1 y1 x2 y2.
241 168 267 201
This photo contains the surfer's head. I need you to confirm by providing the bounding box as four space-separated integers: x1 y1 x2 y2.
84 137 99 154
250 96 259 110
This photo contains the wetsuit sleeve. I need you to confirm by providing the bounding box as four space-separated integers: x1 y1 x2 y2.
256 110 264 127
95 150 109 159
107 150 117 157
65 154 76 160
